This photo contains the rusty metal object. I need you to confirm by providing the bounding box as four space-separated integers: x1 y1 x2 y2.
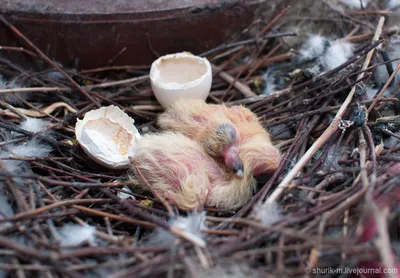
0 0 270 69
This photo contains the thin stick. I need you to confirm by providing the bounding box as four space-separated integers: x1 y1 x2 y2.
1 102 77 118
0 100 27 120
78 65 149 74
265 16 385 204
371 205 398 278
101 188 206 248
358 129 370 189
131 161 175 216
0 75 149 95
363 125 377 192
199 31 296 57
83 75 149 90
0 16 101 107
0 46 38 57
367 63 400 113
213 65 257 97
0 87 70 95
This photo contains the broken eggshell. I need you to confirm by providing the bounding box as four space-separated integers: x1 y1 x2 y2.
150 52 212 107
75 105 141 169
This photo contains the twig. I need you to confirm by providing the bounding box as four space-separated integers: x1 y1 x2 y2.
346 9 392 15
78 65 149 74
0 171 133 188
358 129 370 190
363 125 377 192
212 65 257 97
0 87 70 95
0 100 27 120
0 75 149 95
367 63 400 113
0 46 38 57
199 31 297 57
0 102 77 118
326 144 384 219
100 189 206 248
370 204 398 278
131 160 175 216
0 120 66 147
264 16 385 204
0 16 101 107
83 75 149 90
108 47 127 65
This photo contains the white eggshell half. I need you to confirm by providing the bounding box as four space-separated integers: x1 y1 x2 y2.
150 52 212 107
75 105 141 169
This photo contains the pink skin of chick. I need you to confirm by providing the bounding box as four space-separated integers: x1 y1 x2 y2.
132 132 257 210
221 132 244 177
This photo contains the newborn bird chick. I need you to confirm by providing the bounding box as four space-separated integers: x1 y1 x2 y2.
158 98 281 177
158 99 244 176
222 104 281 175
131 132 256 210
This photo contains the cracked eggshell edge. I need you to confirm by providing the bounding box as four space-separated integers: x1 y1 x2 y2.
150 52 212 107
75 105 141 169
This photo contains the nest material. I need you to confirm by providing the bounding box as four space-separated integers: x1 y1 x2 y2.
0 2 400 278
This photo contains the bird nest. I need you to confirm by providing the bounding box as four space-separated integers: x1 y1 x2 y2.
0 2 400 278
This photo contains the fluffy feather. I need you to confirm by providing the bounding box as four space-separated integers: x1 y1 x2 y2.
58 223 96 246
45 71 65 81
118 185 136 200
0 150 29 174
388 0 400 9
149 212 207 247
0 75 26 105
132 132 256 210
254 201 283 226
262 69 276 95
298 36 354 76
323 40 354 71
299 35 328 60
19 117 49 133
8 140 52 158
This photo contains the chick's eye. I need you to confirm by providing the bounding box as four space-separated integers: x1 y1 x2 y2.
216 123 236 145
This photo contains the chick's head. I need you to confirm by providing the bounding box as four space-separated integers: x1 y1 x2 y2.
201 123 244 177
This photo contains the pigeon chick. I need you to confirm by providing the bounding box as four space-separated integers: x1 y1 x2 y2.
158 99 244 176
131 132 256 210
158 98 281 177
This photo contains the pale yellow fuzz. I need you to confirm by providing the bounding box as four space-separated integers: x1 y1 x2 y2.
131 132 256 210
158 98 281 176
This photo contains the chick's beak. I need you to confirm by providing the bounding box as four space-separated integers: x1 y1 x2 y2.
223 147 244 177
232 159 244 177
